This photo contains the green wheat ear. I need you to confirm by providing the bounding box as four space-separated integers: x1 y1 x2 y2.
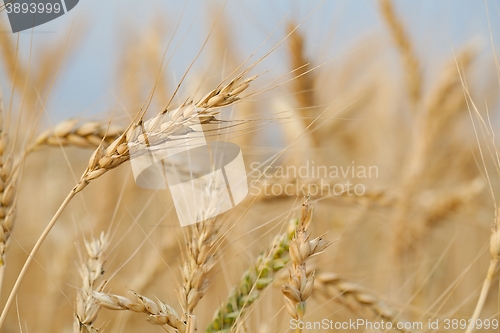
206 218 298 333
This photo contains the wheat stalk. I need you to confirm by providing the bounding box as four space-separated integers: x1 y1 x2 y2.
0 71 257 329
0 109 16 269
0 89 21 301
465 209 500 333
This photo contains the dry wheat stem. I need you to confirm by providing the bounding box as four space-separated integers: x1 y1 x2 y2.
0 189 76 329
465 211 500 333
379 0 421 109
0 109 17 268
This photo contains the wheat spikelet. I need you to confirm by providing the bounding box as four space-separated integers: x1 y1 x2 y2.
0 95 18 268
0 70 259 329
206 218 297 333
205 207 325 333
74 232 109 333
465 210 500 333
93 290 188 332
32 120 124 151
177 174 232 330
179 217 220 316
313 272 414 333
281 197 329 328
178 225 215 332
72 73 257 194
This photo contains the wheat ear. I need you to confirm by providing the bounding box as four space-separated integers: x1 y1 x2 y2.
0 103 16 269
31 120 124 152
313 272 414 333
282 197 329 333
74 232 109 333
206 218 299 333
179 218 219 314
93 290 189 332
0 72 257 329
73 72 257 194
379 0 421 110
178 174 231 330
0 89 21 301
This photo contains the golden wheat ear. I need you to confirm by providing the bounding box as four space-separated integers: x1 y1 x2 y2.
311 272 414 333
0 68 258 329
32 119 124 151
0 87 20 299
74 232 109 333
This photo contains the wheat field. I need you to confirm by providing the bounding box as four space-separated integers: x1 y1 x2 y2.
0 1 498 332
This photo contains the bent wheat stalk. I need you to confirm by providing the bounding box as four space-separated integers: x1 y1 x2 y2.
0 72 257 329
465 210 500 333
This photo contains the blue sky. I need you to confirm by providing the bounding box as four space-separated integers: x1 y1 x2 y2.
0 0 499 122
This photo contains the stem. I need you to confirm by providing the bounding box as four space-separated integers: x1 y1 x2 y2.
0 189 76 329
465 258 499 333
0 265 4 298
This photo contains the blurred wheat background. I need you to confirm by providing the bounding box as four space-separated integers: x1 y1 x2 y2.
0 0 498 332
